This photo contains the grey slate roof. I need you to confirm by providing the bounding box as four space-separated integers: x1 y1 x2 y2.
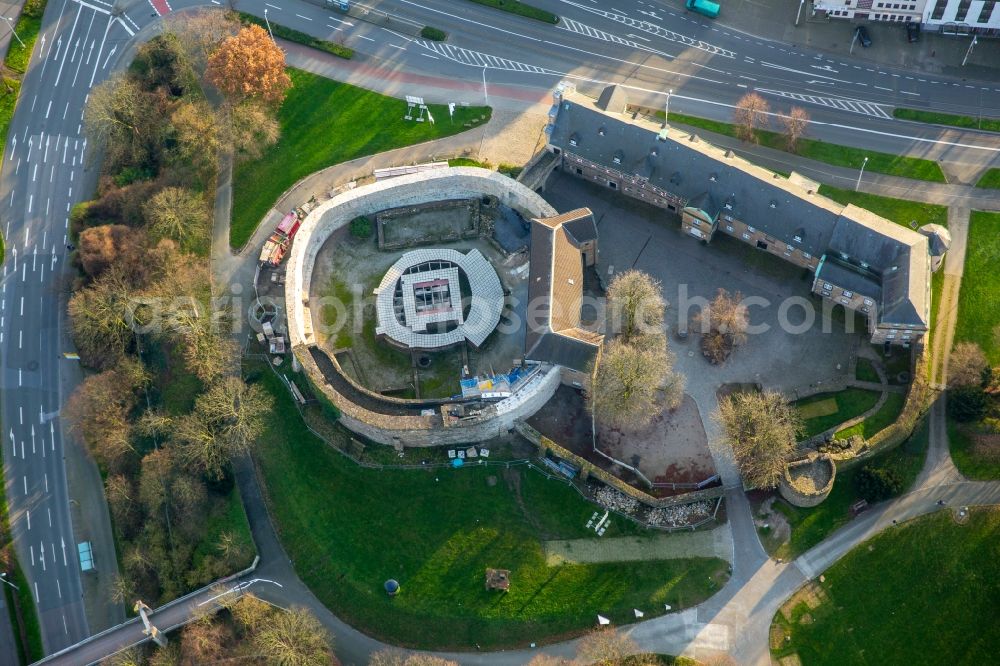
816 258 882 302
548 86 931 330
525 209 602 373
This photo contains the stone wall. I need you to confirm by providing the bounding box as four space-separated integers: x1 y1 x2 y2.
778 454 836 508
284 168 559 446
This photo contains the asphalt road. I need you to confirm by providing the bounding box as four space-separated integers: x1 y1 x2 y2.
1 0 998 661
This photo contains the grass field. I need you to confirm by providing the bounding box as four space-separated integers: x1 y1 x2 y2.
230 69 492 248
662 112 947 182
763 420 929 560
893 107 1000 133
771 507 1000 665
793 388 881 439
947 420 1000 481
835 392 906 441
975 168 1000 189
249 363 729 649
817 185 949 229
955 211 1000 364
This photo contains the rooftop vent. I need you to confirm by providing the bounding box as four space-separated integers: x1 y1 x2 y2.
689 134 699 143
650 147 659 157
769 200 778 209
670 171 682 185
709 172 718 182
724 149 735 158
598 126 606 136
569 132 579 147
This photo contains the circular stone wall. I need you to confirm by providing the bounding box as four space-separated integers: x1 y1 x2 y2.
374 248 503 350
284 167 560 446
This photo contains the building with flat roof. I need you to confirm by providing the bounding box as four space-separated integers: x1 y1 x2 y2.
545 84 943 347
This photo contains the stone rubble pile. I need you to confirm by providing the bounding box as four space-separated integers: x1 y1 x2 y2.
646 500 713 528
594 486 640 515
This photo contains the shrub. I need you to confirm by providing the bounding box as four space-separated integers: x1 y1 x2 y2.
948 386 988 422
350 215 373 240
113 166 155 188
237 12 354 59
420 26 448 41
855 466 903 502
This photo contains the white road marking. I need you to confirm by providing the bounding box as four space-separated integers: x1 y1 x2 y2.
34 582 39 603
356 35 374 42
26 511 30 530
57 579 62 597
48 508 52 527
295 13 311 20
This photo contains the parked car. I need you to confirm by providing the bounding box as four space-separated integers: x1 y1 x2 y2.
907 22 921 43
855 26 873 48
685 0 720 19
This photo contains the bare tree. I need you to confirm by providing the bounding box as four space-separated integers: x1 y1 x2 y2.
78 225 141 278
949 341 989 389
143 187 210 250
716 391 802 489
64 359 148 467
169 101 221 181
84 74 165 170
68 267 146 369
103 646 146 666
179 614 233 664
694 289 749 365
576 627 638 666
223 101 281 163
369 653 460 666
780 106 810 153
733 92 770 142
109 574 136 605
590 337 682 428
175 377 272 479
251 605 333 666
606 269 666 343
230 593 274 632
163 8 241 78
525 655 569 666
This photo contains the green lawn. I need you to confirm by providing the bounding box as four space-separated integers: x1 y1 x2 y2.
835 391 906 441
893 107 1000 133
663 111 947 182
855 358 879 383
948 420 1000 481
817 185 949 229
771 508 1000 665
249 363 729 649
975 168 1000 189
230 69 492 248
793 388 882 439
765 420 929 560
954 211 1000 364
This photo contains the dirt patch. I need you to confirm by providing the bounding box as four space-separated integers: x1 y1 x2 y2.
778 654 803 666
769 623 789 650
780 582 829 621
755 496 791 553
596 393 716 485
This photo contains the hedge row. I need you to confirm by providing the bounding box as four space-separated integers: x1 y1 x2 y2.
239 12 354 59
464 0 559 24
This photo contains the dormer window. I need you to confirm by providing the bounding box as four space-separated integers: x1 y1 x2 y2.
569 133 579 147
598 126 606 136
613 155 621 164
769 200 778 209
725 202 733 210
793 235 802 243
650 147 659 157
860 261 869 269
613 149 624 165
841 252 850 261
709 173 718 182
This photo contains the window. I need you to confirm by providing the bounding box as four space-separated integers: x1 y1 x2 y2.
613 156 621 164
955 0 971 21
747 225 756 233
864 298 873 306
840 298 850 305
793 235 802 243
691 218 701 226
742 233 751 240
823 282 833 290
726 225 734 232
569 138 577 147
608 181 617 190
862 306 870 313
803 252 812 260
786 244 795 251
843 290 854 298
979 0 996 22
931 0 948 19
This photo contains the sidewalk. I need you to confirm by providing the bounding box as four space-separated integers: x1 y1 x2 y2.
713 0 999 78
667 121 1000 206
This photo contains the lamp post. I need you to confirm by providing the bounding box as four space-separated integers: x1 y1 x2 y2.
0 572 19 591
482 66 488 105
795 0 805 26
849 28 859 55
962 34 978 67
665 88 673 126
855 156 869 192
264 8 275 43
3 16 23 48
